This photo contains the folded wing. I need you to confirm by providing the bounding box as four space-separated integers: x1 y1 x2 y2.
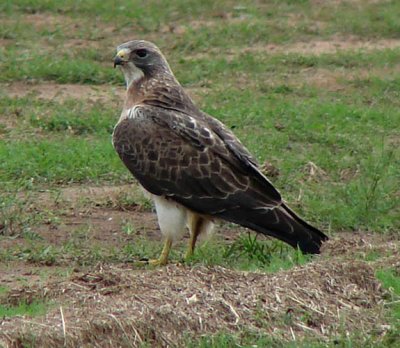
113 105 328 253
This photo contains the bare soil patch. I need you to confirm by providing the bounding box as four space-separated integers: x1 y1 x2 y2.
1 13 74 30
1 82 207 106
160 15 250 36
3 12 123 51
22 13 75 29
8 184 160 246
311 0 388 5
243 37 400 56
292 64 400 91
3 183 244 273
2 82 124 103
33 207 160 247
18 13 118 40
0 39 13 47
187 37 400 61
32 184 138 210
6 184 241 250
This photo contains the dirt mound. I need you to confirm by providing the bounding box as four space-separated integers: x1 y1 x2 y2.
0 256 388 347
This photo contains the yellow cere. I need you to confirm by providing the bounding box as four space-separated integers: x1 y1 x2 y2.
117 49 129 59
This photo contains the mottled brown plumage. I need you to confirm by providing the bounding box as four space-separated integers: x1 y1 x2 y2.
112 40 328 264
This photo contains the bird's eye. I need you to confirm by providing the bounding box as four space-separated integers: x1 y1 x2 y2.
136 49 148 58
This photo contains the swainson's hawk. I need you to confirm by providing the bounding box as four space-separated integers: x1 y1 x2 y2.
112 40 328 265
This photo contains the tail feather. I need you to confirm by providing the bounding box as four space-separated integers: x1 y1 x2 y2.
219 203 328 254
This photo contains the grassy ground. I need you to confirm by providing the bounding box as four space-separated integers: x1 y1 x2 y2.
0 0 399 347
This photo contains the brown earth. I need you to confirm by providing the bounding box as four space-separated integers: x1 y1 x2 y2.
2 35 399 105
2 184 244 252
2 82 125 103
0 183 399 346
235 37 400 56
1 82 208 104
186 37 400 61
0 234 398 347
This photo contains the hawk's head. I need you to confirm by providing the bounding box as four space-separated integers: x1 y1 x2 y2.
114 40 172 88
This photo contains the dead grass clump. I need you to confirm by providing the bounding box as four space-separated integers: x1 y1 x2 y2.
0 256 388 347
302 161 328 182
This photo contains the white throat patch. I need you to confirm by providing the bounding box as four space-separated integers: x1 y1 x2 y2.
120 62 144 89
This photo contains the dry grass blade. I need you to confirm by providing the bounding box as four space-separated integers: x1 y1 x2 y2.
0 254 390 347
60 306 66 347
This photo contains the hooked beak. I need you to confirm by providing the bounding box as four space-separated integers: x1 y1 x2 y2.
113 56 124 68
113 48 129 68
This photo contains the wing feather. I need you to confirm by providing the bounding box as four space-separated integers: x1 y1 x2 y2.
113 104 327 253
112 105 281 214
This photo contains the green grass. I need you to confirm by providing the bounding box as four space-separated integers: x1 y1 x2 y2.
186 233 312 272
187 332 318 348
3 45 400 85
0 137 131 185
1 0 400 346
0 229 306 272
3 0 400 39
0 0 398 263
0 300 48 318
0 97 118 135
377 268 400 321
376 269 400 346
0 86 398 231
377 269 400 296
187 332 399 348
0 48 120 84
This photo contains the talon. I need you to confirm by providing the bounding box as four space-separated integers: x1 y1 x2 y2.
132 238 172 267
148 258 168 266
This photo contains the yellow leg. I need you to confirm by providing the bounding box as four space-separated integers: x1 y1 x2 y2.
185 217 203 261
132 238 172 267
149 238 172 266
